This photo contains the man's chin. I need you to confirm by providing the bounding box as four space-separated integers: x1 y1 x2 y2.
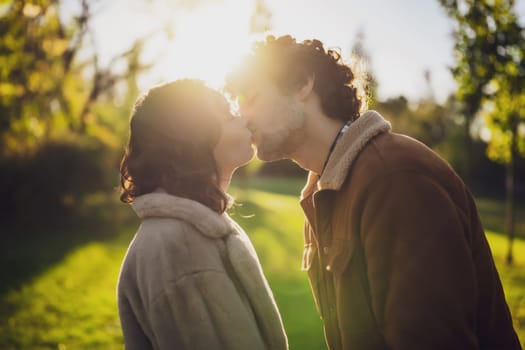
255 148 283 162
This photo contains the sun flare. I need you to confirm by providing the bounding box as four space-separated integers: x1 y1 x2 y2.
149 0 257 90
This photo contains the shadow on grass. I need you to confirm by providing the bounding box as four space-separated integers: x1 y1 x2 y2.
0 193 139 348
0 193 138 296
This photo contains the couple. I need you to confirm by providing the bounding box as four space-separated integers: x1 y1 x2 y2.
116 35 521 349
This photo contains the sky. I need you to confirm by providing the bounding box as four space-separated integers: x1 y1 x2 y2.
66 0 525 104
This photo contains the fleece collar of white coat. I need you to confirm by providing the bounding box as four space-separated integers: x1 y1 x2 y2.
301 110 392 200
131 191 234 238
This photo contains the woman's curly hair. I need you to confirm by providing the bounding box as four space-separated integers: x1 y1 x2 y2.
119 79 230 213
226 35 364 122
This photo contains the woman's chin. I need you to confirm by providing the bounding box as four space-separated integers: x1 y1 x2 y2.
241 149 256 166
232 149 256 170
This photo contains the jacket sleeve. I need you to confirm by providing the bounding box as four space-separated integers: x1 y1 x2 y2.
360 170 479 350
147 269 268 350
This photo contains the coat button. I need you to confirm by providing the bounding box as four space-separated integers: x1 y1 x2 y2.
323 246 329 255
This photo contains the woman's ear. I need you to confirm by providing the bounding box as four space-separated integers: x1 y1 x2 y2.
297 75 315 101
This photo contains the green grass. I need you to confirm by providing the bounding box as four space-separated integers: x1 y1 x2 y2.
1 243 124 349
228 186 325 349
0 177 524 349
480 231 525 342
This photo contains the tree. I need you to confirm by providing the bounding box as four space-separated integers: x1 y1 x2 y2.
439 0 506 185
0 0 165 155
376 93 454 150
440 0 525 264
483 41 525 264
0 0 84 152
350 29 378 109
0 0 185 226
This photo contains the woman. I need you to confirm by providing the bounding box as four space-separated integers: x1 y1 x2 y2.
117 79 288 350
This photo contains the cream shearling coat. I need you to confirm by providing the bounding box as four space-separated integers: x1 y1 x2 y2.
117 191 288 350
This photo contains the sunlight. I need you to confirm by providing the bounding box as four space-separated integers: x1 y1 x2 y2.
480 126 492 143
149 0 255 89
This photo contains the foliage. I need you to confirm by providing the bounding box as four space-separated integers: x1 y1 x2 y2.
484 78 525 164
439 0 525 164
0 137 119 229
0 0 151 154
439 0 525 264
375 93 525 196
377 95 453 148
438 0 525 186
439 0 504 114
0 0 158 227
0 0 79 151
350 29 379 109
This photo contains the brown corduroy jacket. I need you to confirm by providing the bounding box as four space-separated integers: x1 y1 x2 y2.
300 110 521 350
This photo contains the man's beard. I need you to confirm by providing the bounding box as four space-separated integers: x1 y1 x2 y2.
255 102 306 161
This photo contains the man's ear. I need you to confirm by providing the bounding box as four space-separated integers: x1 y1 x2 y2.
297 75 315 101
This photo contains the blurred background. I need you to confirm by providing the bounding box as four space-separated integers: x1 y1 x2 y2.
1 0 525 348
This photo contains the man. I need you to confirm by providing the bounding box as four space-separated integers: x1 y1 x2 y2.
225 35 521 350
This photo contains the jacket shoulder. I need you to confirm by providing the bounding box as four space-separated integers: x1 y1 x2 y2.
348 132 462 191
118 217 227 301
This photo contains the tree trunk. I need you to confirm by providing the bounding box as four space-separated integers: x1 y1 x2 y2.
464 112 473 187
504 127 517 266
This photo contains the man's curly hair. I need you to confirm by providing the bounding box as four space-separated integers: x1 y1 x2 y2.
225 35 364 122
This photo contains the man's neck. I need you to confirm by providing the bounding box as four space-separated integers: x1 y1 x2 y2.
290 114 346 176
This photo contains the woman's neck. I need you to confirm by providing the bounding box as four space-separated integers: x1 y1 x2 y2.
219 171 233 192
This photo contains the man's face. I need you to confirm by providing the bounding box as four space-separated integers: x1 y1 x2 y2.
238 78 306 161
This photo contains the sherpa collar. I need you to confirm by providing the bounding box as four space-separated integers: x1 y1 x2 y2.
301 110 391 199
131 191 234 239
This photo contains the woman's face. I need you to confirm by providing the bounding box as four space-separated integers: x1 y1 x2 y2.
212 97 254 174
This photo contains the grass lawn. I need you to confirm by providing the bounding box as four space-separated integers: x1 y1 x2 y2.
0 177 524 349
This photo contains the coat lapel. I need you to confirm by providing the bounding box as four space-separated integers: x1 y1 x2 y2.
301 110 392 200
